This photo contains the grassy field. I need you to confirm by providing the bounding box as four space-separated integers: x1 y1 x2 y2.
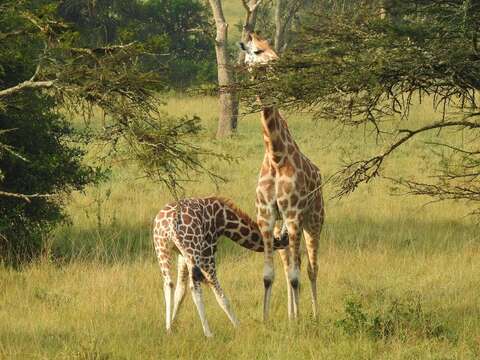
1 93 480 359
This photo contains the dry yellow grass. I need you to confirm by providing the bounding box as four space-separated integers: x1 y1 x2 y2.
1 94 479 359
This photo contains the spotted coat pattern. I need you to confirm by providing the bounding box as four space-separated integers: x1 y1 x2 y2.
240 32 325 321
153 196 288 337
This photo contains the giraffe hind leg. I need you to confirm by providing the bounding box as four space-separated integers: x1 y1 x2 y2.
163 278 174 331
189 265 213 337
153 231 174 332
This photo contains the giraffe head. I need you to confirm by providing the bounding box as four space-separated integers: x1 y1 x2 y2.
239 32 279 67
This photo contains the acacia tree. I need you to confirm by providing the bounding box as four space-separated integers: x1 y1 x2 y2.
0 0 221 191
0 0 222 261
247 0 480 213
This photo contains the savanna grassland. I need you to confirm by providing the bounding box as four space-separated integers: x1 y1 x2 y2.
1 3 480 359
1 93 479 359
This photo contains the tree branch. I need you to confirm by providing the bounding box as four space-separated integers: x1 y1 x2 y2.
0 190 54 203
0 80 56 98
241 0 263 13
334 119 480 198
70 42 137 56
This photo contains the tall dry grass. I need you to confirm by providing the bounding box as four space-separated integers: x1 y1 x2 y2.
1 94 479 359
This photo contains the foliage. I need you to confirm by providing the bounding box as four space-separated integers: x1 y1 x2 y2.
247 0 480 213
0 0 224 262
0 94 101 264
336 296 455 342
57 0 216 88
1 0 223 191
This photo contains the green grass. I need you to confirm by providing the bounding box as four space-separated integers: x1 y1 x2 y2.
1 93 480 359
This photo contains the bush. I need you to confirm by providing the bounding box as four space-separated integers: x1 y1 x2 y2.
336 295 456 342
58 0 216 89
0 92 101 264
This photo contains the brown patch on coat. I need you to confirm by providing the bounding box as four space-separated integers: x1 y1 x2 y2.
290 193 299 207
292 152 301 167
182 214 192 225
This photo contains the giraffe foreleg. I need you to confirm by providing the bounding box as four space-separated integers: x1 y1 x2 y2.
278 247 294 320
257 206 276 322
204 264 239 327
275 221 294 319
285 220 302 319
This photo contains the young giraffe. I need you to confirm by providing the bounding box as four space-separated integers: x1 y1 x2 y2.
239 32 325 320
153 196 288 337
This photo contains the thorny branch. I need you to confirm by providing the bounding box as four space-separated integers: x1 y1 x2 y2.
334 120 480 198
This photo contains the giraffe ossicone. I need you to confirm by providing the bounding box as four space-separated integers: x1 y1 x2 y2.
153 196 289 337
240 32 326 321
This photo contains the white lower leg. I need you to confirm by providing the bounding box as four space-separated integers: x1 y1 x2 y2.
263 263 275 322
307 261 318 318
190 283 213 337
213 291 239 327
172 256 188 322
286 281 294 320
310 277 318 318
164 281 174 331
288 266 300 319
172 281 186 322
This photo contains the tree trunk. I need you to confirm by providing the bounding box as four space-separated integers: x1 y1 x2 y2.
274 0 287 53
379 0 387 19
231 0 262 130
208 0 235 138
274 0 306 54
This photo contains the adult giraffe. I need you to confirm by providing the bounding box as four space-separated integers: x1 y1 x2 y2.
239 32 325 321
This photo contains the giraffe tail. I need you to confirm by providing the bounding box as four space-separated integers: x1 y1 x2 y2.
275 223 289 250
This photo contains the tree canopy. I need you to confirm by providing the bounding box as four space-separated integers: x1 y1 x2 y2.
0 0 223 262
57 0 216 88
248 0 480 213
1 0 222 193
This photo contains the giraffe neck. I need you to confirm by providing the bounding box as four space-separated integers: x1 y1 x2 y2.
260 105 294 163
215 198 288 252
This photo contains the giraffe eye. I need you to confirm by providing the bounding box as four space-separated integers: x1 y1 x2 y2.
254 50 264 55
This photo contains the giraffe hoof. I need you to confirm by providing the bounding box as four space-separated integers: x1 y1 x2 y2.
204 330 214 338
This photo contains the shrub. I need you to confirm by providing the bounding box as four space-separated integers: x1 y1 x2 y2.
336 295 456 342
0 92 101 264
